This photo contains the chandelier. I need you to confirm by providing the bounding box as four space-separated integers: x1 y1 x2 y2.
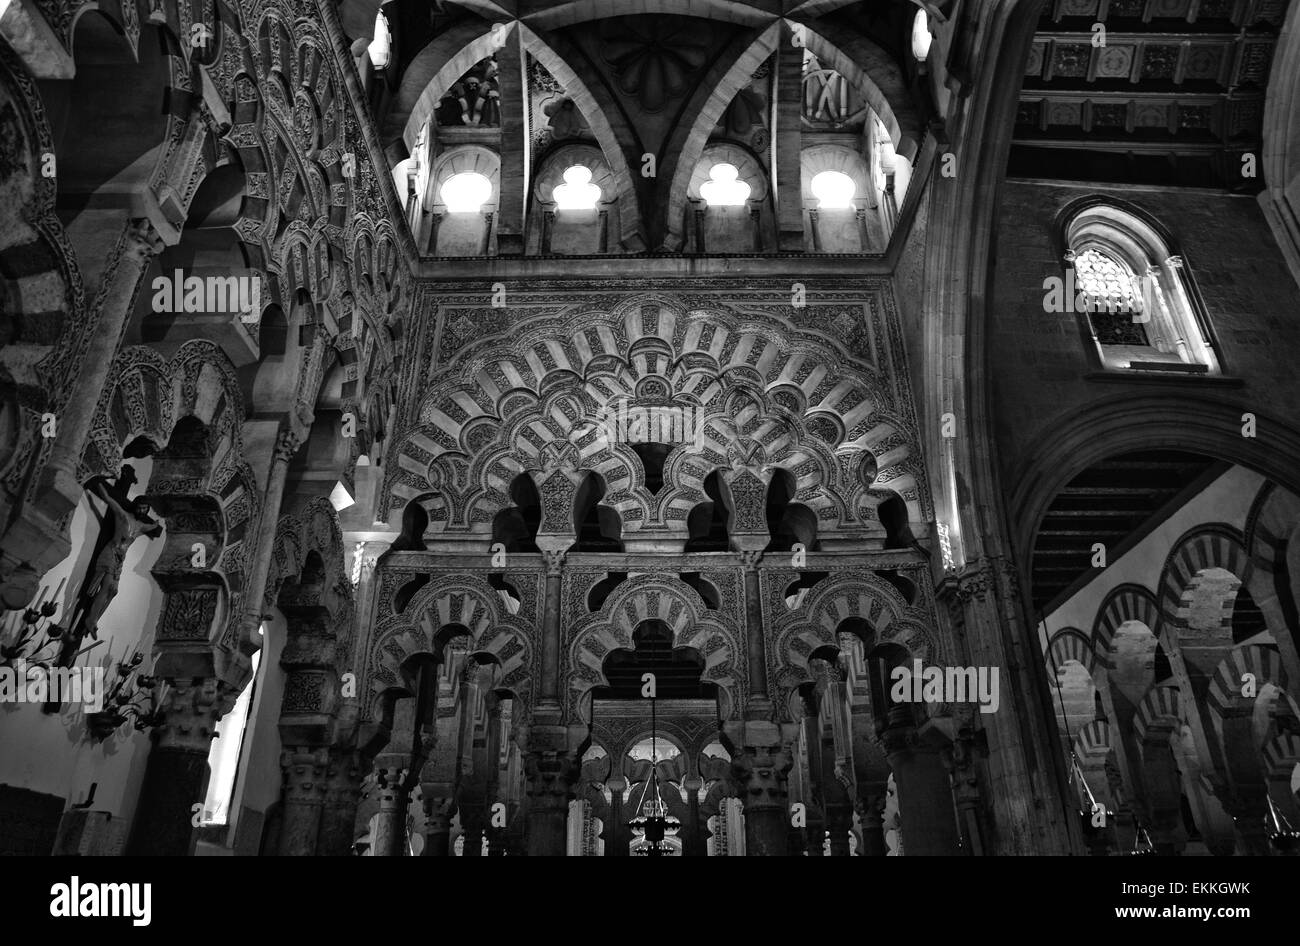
628 697 680 856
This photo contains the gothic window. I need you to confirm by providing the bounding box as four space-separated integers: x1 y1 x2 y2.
1062 201 1221 375
1072 247 1149 347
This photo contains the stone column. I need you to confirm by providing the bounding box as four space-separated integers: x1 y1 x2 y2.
883 717 962 856
774 22 805 252
421 796 454 856
127 677 233 856
317 748 365 856
856 789 889 857
1224 792 1272 856
739 550 770 710
683 776 705 857
539 550 565 712
826 804 853 856
525 749 578 856
804 805 826 855
494 27 527 256
605 775 629 856
942 723 990 855
459 806 486 857
237 428 304 654
940 561 1082 853
278 747 329 855
370 764 410 857
731 746 793 856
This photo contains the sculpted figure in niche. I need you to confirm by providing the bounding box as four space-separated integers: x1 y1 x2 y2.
59 465 164 664
438 60 501 127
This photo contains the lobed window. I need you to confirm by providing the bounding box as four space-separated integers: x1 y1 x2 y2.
810 170 856 209
700 163 751 207
552 165 601 211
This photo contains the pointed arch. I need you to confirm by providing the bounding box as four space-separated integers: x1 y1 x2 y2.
659 22 780 250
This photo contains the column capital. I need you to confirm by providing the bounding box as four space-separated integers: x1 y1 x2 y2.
124 217 166 262
542 549 566 575
155 676 237 753
274 429 304 463
524 748 579 809
280 746 331 805
729 746 793 812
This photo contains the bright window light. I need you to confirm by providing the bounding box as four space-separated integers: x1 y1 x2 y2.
201 646 261 825
439 171 492 213
911 10 932 63
330 480 355 511
368 13 392 69
552 165 602 210
700 163 751 207
811 170 856 209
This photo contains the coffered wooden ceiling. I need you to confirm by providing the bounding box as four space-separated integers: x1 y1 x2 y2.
1010 0 1292 190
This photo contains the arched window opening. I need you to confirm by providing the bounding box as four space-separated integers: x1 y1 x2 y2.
552 165 602 211
573 472 623 552
764 469 817 553
685 471 730 552
1062 202 1220 374
596 620 716 701
631 442 671 496
492 474 541 553
700 164 751 207
810 170 856 209
439 171 493 213
392 498 428 551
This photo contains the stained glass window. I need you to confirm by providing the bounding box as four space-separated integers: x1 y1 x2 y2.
1073 247 1149 346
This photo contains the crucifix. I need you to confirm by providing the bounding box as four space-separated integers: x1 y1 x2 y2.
56 465 163 667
